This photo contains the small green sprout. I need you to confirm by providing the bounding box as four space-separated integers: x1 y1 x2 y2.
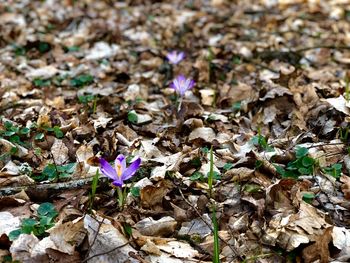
208 146 214 197
211 205 220 263
322 163 342 179
127 111 138 124
251 132 274 152
88 170 100 212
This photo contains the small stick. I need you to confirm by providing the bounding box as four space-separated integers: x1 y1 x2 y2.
0 177 109 197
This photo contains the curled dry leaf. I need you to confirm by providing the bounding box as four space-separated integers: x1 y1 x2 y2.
140 180 173 208
223 167 254 182
340 175 350 200
47 219 86 255
301 227 333 263
134 216 177 237
332 226 350 262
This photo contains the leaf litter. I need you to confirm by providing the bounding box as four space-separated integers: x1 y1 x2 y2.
0 0 350 262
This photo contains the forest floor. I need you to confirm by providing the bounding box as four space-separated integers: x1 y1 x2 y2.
0 0 350 262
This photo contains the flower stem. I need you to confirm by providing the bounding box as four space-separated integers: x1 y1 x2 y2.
116 187 124 208
176 95 182 112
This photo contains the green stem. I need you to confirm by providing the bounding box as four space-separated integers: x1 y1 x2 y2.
208 145 214 198
88 170 99 213
116 187 124 208
92 95 97 114
212 205 220 263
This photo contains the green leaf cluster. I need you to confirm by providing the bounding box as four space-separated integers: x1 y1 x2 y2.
0 121 31 146
70 74 94 87
276 147 315 179
33 163 76 182
33 78 51 87
78 94 95 104
42 126 64 138
189 171 221 182
251 134 274 152
9 202 58 241
322 163 342 179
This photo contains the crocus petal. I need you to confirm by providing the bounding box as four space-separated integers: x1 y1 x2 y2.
171 78 181 92
177 74 186 83
166 52 176 63
170 82 177 90
178 52 185 61
115 154 126 176
188 79 195 89
166 51 185 64
99 158 118 181
121 157 141 181
112 178 123 187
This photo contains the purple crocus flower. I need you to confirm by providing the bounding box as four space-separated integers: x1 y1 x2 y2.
170 75 195 96
99 154 141 187
166 51 185 65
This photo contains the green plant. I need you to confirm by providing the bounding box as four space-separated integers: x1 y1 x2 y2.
70 74 94 87
2 255 20 263
33 78 51 87
208 146 214 197
88 170 99 212
232 55 242 65
36 41 51 53
345 76 350 102
243 183 263 193
78 94 95 105
42 125 64 138
231 101 241 113
190 171 204 181
211 205 220 263
0 147 17 162
63 45 80 52
127 111 138 124
275 147 315 179
9 202 58 241
201 146 210 154
302 192 315 204
322 163 342 179
33 163 76 182
251 132 274 152
12 44 26 56
0 121 31 147
130 186 140 197
78 94 98 114
223 162 233 172
255 160 263 169
339 126 350 142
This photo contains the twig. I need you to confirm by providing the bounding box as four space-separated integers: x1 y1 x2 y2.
306 142 345 149
0 177 109 197
84 215 105 262
82 240 131 262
